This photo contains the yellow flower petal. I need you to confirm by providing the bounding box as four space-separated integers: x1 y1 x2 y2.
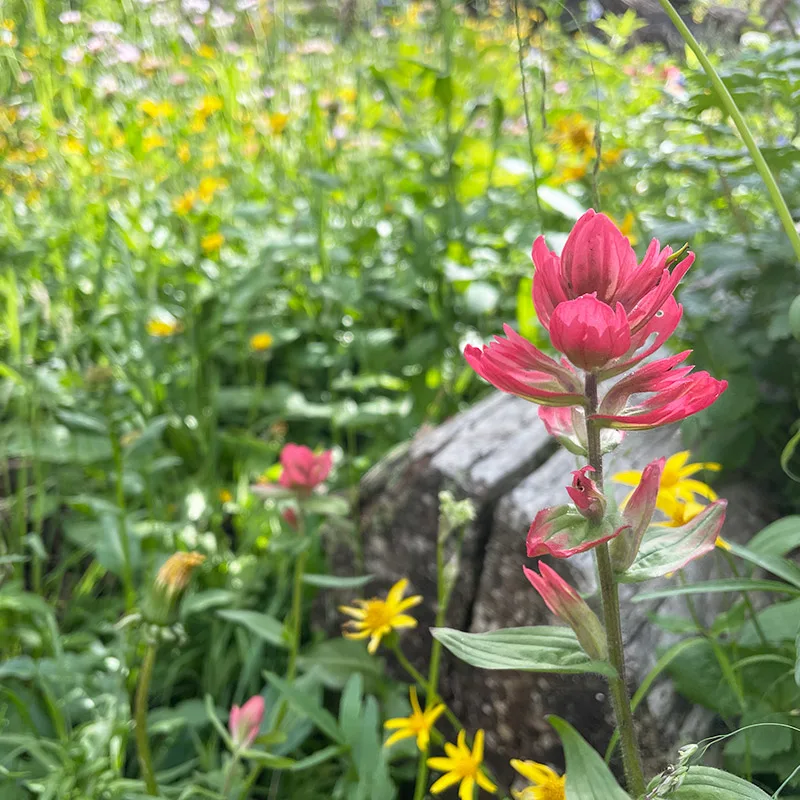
384 728 415 748
430 771 462 795
459 775 475 800
611 469 643 487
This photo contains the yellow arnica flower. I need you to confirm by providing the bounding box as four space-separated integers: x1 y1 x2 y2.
428 730 497 800
384 686 445 750
146 318 181 337
177 142 191 163
155 552 205 597
201 232 225 253
197 95 223 117
250 332 274 352
173 189 197 215
614 450 720 514
197 44 215 59
340 578 422 654
510 759 565 800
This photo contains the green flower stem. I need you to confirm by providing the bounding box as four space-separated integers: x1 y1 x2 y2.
275 506 307 729
412 527 449 800
719 549 769 648
221 751 241 798
110 425 136 612
391 644 462 734
585 374 645 797
656 0 800 265
134 644 160 796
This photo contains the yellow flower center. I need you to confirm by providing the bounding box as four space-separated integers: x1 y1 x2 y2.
360 599 395 632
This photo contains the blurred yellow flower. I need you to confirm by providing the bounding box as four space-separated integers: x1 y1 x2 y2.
269 112 289 135
142 133 167 152
339 87 357 104
551 163 587 186
140 99 174 119
156 552 205 597
250 332 274 351
384 686 445 750
549 113 595 158
658 496 706 528
198 176 226 203
219 489 233 503
608 211 638 245
340 578 422 654
111 129 126 148
510 759 565 800
201 232 225 252
177 142 190 163
173 189 197 215
147 318 181 337
61 137 85 156
197 95 224 117
428 730 497 799
198 44 215 59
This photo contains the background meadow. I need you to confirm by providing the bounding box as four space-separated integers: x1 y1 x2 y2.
4 0 800 798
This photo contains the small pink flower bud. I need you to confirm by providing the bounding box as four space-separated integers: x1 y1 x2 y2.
229 695 265 749
523 563 607 660
566 466 606 520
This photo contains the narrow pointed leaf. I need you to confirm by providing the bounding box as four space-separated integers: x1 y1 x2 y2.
618 501 726 583
548 716 629 800
431 626 615 677
632 578 800 602
666 766 772 798
725 541 800 590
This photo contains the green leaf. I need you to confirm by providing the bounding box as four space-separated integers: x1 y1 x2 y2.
263 672 344 744
548 717 629 800
302 573 373 589
297 495 350 517
339 673 364 747
297 639 383 689
216 609 287 649
431 626 615 677
632 578 800 602
668 766 772 798
726 541 800 589
619 503 725 583
748 515 800 557
286 744 347 772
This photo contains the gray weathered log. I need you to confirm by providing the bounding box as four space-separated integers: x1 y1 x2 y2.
323 391 775 788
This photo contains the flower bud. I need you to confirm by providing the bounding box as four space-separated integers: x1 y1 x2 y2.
566 466 606 520
229 695 265 749
143 551 205 626
523 563 607 660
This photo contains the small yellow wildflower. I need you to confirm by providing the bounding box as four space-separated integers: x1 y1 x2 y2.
340 578 422 654
177 142 191 163
614 450 720 514
250 332 274 352
198 176 226 203
198 44 215 59
173 189 197 215
142 133 166 152
428 730 497 800
155 552 205 597
339 87 357 104
384 687 445 750
510 759 565 800
269 112 289 135
219 489 233 503
111 129 126 149
201 152 217 170
146 318 181 337
551 163 587 186
549 113 595 158
201 232 225 253
140 99 174 119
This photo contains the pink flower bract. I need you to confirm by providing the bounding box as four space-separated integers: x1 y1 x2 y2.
229 695 265 749
279 444 333 491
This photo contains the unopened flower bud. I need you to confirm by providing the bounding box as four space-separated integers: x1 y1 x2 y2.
144 551 205 626
438 491 476 542
566 466 606 520
229 695 265 750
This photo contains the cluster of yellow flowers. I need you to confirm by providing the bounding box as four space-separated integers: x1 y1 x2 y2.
340 579 566 799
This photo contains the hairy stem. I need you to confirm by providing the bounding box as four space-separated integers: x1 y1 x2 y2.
134 645 159 796
585 374 645 796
